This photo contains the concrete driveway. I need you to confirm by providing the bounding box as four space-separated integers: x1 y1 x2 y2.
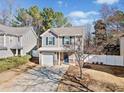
0 65 69 92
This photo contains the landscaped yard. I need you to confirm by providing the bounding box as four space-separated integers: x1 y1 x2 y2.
57 64 124 92
0 56 124 92
0 61 124 92
0 55 30 72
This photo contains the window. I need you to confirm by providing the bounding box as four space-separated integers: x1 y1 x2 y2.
63 36 72 45
48 37 54 45
46 37 55 45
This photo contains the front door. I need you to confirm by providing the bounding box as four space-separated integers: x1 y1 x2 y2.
64 53 69 63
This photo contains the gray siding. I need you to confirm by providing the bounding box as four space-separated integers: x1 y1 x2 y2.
0 35 4 46
42 32 58 47
0 29 37 58
6 36 19 48
0 35 20 58
59 36 75 47
0 24 37 58
22 29 37 55
59 36 83 47
41 32 84 49
59 37 63 47
0 49 14 58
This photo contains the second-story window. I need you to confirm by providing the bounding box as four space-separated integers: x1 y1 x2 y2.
63 36 72 45
46 37 55 45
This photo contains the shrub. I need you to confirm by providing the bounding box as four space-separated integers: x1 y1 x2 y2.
0 55 31 72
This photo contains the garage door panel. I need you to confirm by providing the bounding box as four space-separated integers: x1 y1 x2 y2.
42 54 53 66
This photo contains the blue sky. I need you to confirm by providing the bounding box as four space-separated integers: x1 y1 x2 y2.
0 0 123 26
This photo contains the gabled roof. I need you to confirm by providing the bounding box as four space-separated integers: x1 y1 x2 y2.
41 26 84 37
0 24 34 36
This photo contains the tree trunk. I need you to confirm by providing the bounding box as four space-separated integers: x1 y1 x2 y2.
79 65 83 79
78 61 83 79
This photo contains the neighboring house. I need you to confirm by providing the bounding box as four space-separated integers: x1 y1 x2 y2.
0 24 37 58
120 35 124 56
38 27 84 66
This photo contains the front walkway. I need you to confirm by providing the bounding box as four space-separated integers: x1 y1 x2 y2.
0 65 69 92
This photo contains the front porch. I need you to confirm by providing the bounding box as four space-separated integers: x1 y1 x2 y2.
39 50 76 66
11 49 23 56
55 52 76 65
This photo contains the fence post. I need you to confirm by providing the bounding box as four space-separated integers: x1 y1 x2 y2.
105 55 107 65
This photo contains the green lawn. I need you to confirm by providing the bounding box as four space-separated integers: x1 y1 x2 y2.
0 55 31 72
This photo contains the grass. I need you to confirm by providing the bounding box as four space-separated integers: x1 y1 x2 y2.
0 55 31 73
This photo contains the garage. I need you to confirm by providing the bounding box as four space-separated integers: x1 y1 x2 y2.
39 52 54 66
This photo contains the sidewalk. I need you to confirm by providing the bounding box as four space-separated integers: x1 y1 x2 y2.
0 62 37 84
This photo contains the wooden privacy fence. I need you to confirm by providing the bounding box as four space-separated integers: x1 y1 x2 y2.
84 54 124 66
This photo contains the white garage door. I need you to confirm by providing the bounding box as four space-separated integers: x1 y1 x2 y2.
42 54 54 66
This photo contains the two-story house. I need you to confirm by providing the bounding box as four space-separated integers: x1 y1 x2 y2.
38 27 84 66
0 24 37 58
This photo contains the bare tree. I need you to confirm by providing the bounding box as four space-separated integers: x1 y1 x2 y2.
0 9 9 25
107 10 124 31
99 4 120 31
64 36 96 79
0 0 15 26
6 0 15 26
84 24 93 48
100 4 112 22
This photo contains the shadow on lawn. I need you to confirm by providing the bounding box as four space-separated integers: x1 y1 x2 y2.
57 65 124 92
15 66 94 92
15 66 66 91
58 72 95 92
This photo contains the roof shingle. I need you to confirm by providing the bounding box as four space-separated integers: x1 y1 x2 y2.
0 24 33 36
51 26 83 36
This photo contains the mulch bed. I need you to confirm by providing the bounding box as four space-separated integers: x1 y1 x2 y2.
57 66 95 92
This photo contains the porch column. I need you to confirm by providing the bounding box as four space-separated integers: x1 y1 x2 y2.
73 54 75 62
3 34 6 47
58 52 61 65
15 49 18 56
20 37 23 56
54 52 57 65
62 52 64 64
74 36 76 50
